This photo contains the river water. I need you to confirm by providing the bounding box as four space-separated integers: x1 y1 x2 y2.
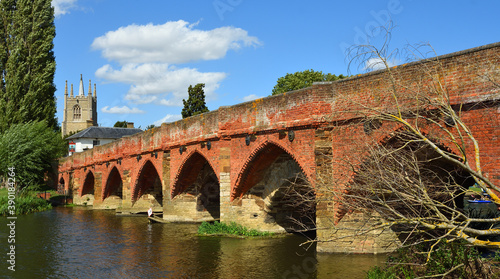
0 207 385 278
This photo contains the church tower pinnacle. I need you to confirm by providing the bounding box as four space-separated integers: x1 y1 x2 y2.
78 74 85 96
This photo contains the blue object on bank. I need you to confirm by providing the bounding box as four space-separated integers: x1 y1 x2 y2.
467 200 492 203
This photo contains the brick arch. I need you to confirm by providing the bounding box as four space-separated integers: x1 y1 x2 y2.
338 123 467 185
58 172 70 193
102 166 123 201
131 159 162 204
129 155 163 191
336 126 476 216
231 140 312 201
80 170 95 196
175 145 220 180
375 124 457 155
171 150 218 198
58 176 65 186
369 119 465 155
100 162 124 199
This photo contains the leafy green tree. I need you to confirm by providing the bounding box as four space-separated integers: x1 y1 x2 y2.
0 121 66 189
0 0 57 133
113 121 128 128
145 124 156 130
271 69 346 95
182 83 209 118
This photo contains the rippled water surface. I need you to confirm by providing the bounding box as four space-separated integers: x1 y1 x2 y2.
0 207 385 278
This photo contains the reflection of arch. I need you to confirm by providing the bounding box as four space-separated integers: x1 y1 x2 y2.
81 171 95 196
73 105 81 120
232 141 309 200
132 160 162 206
103 167 122 200
171 150 220 218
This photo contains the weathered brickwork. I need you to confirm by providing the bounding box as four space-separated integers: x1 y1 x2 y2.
59 43 500 253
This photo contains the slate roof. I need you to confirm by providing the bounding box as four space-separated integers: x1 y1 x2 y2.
66 126 143 140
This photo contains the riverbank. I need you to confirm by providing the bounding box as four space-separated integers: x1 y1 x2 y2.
0 188 52 215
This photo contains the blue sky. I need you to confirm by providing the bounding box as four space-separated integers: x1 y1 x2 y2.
51 0 499 129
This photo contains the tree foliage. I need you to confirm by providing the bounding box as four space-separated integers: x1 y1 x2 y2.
182 83 209 118
0 0 57 133
113 121 128 128
271 69 346 95
0 121 66 189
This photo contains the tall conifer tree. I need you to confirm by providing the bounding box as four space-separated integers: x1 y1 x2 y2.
0 0 57 132
181 83 209 118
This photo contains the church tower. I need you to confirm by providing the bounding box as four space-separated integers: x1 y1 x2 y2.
61 74 98 137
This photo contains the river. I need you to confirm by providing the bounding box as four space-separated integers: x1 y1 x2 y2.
0 207 385 278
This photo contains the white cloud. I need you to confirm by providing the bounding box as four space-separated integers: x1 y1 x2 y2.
91 20 261 65
364 57 398 71
153 114 182 126
242 94 263 102
52 0 77 17
158 99 177 106
101 106 145 114
96 63 226 105
93 20 260 110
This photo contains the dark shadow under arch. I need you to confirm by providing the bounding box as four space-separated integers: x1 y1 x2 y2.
233 141 307 199
103 167 123 200
262 174 316 233
172 151 220 219
133 160 163 206
236 143 316 234
81 171 95 196
58 177 66 195
382 132 476 196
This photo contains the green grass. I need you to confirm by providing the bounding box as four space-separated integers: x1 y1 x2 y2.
0 188 7 198
0 189 52 215
198 221 274 237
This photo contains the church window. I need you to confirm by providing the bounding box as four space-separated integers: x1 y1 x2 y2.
73 105 81 120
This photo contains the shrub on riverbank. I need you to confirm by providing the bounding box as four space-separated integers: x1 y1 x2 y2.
0 188 52 215
366 241 500 278
198 221 274 237
0 121 66 190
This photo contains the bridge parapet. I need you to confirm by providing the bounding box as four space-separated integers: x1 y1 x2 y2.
217 86 335 135
59 83 337 172
160 109 220 147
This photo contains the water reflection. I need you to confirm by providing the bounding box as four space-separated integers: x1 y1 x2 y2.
0 208 385 278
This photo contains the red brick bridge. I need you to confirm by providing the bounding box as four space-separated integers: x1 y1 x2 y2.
58 43 500 253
